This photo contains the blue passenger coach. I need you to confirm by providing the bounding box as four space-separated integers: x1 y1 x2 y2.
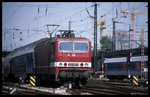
104 56 148 80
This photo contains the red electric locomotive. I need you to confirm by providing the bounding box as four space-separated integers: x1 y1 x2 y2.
3 30 91 86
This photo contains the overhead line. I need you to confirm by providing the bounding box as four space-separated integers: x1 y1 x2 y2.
3 3 24 25
55 8 87 24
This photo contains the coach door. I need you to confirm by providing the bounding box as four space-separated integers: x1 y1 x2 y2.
9 59 15 74
26 53 34 74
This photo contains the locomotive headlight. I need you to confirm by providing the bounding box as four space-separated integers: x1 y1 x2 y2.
85 63 88 67
59 63 62 66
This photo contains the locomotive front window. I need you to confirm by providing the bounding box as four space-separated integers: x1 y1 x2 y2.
59 42 73 52
59 41 88 52
74 42 88 52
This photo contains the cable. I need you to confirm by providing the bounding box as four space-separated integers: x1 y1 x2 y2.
127 3 131 12
134 2 147 10
16 4 92 33
55 8 87 24
3 3 24 25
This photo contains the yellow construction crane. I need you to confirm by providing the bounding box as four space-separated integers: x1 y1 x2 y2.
93 16 106 49
121 6 147 48
140 28 144 43
116 31 148 36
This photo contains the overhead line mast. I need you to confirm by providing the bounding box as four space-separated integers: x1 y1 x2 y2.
93 2 97 74
140 28 145 79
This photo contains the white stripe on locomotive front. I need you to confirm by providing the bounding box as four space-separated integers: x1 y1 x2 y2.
50 62 91 67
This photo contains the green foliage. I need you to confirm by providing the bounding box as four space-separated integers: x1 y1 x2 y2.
100 36 113 52
91 49 94 56
96 60 100 71
138 43 146 48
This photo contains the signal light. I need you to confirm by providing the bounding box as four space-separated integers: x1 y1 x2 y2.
64 63 67 66
80 63 83 67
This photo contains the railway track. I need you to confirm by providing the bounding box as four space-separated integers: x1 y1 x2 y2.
93 81 148 93
2 84 56 95
2 80 58 95
2 79 148 95
70 80 148 95
83 81 148 95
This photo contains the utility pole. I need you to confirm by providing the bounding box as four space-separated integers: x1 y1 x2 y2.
94 16 106 49
112 19 122 51
129 25 131 49
69 21 71 31
69 21 75 31
112 19 115 51
93 2 97 74
140 28 144 79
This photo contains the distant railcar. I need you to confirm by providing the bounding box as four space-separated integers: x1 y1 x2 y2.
104 56 148 80
3 33 91 86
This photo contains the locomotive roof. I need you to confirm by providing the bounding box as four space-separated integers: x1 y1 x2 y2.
53 37 89 40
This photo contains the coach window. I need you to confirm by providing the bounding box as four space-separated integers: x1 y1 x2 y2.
114 64 117 68
131 63 134 69
109 64 111 69
108 64 110 69
124 64 127 69
113 64 115 69
117 64 120 69
121 64 123 69
136 63 140 70
111 64 113 69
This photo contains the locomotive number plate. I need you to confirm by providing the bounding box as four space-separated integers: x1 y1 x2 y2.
68 63 79 67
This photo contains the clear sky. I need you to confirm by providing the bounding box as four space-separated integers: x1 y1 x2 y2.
2 2 148 51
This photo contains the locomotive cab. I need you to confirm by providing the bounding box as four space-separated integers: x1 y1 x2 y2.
53 30 91 85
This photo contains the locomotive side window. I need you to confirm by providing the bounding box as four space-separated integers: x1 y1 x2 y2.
74 42 88 52
51 43 54 53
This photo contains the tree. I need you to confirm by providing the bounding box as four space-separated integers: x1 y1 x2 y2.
100 36 113 52
138 43 146 48
116 30 128 50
